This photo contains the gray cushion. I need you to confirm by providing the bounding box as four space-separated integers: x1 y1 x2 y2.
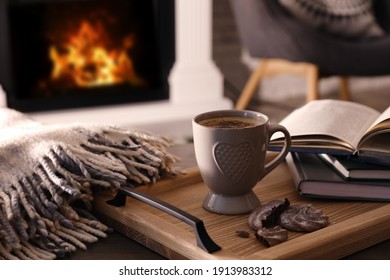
279 0 385 39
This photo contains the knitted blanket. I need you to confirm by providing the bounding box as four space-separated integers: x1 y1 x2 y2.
0 108 178 259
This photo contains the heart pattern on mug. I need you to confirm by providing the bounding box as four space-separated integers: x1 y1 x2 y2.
214 142 253 183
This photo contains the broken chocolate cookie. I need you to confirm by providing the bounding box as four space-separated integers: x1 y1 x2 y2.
279 204 329 232
255 226 288 247
248 198 290 230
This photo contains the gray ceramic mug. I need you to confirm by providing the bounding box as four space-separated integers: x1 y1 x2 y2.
192 110 291 215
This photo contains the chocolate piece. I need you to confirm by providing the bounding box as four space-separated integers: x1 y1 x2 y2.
236 230 250 238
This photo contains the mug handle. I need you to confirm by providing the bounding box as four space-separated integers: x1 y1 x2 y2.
263 124 291 177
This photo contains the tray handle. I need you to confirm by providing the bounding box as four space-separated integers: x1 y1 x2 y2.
106 186 221 254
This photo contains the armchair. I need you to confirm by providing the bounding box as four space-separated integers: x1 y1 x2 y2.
230 0 390 109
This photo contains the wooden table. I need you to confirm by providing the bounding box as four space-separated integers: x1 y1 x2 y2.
67 230 390 260
70 145 390 259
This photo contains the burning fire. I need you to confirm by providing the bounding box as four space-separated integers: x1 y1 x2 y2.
49 20 146 88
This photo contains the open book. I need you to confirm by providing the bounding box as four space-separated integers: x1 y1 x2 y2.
270 99 390 165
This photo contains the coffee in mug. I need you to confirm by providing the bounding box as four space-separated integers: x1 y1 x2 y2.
193 109 291 215
199 116 258 128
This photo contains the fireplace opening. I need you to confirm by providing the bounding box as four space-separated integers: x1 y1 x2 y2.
0 0 174 112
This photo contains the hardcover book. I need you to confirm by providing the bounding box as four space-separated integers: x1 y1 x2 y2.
318 153 390 181
285 152 390 201
270 99 390 165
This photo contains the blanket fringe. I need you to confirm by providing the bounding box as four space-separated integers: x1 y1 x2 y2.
0 125 179 259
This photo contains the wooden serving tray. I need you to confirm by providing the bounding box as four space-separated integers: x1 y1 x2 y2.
93 161 390 260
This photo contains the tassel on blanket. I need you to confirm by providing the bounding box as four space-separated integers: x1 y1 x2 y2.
0 108 179 259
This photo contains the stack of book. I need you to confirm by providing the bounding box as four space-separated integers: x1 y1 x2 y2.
269 99 390 201
286 152 390 201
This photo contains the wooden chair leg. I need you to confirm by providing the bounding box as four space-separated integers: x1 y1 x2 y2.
339 76 351 100
305 65 319 102
236 58 322 106
235 59 268 110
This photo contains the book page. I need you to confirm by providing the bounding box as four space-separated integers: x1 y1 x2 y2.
358 106 390 147
272 99 380 149
367 106 390 132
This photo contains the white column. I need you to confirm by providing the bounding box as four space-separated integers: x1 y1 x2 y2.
169 0 225 104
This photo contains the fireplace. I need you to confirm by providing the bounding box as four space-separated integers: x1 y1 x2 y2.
0 0 174 112
0 0 231 139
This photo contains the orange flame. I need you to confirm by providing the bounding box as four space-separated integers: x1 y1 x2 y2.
49 20 145 87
